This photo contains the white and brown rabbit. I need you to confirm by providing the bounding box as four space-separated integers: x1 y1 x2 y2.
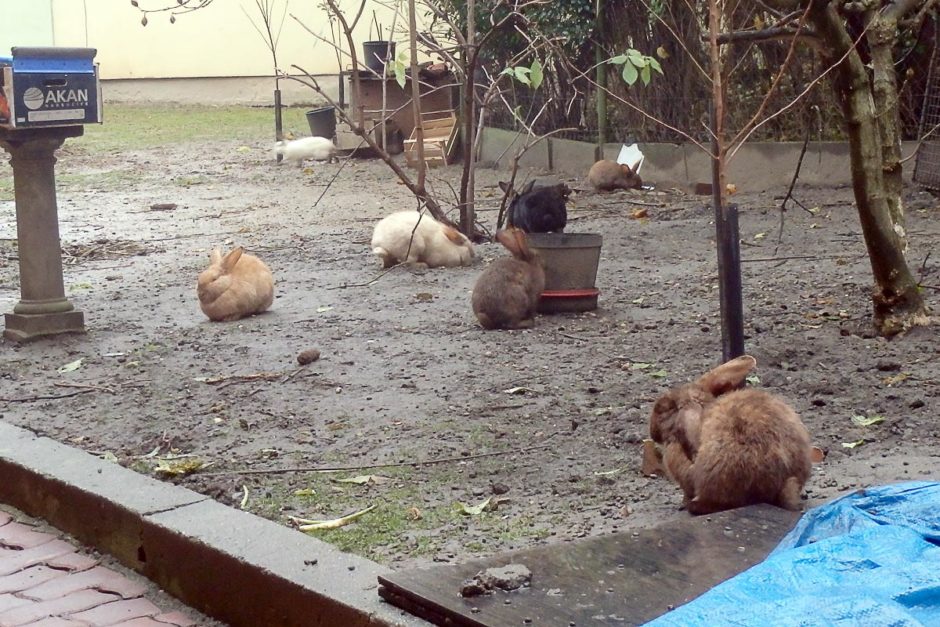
371 211 474 268
197 247 274 322
648 355 813 515
471 228 545 330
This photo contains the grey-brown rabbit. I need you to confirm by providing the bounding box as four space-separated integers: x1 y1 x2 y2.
471 228 545 330
648 355 813 515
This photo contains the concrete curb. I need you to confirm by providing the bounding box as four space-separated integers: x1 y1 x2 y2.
0 421 429 627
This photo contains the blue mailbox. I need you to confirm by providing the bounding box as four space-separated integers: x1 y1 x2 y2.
0 47 101 129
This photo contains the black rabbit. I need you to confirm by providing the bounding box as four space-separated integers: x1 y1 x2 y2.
499 180 569 233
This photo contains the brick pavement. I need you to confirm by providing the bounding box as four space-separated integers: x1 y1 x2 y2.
0 510 204 627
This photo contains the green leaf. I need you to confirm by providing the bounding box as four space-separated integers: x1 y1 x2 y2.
746 374 761 385
456 497 493 516
627 49 646 65
529 59 543 90
841 439 865 449
649 369 669 378
621 61 638 86
393 61 406 89
649 57 664 74
641 65 651 86
608 54 628 65
513 66 531 85
500 67 515 76
851 414 886 427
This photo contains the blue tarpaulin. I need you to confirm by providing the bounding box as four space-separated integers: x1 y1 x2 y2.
646 482 940 626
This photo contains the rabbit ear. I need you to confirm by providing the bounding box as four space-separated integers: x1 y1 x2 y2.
498 181 512 193
697 355 757 396
494 229 521 255
221 247 245 272
675 406 703 458
512 228 531 256
521 180 536 194
209 249 223 265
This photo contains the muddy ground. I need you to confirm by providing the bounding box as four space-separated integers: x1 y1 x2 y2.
2 126 939 572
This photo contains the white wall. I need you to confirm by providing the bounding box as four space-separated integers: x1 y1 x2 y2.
48 0 419 80
0 1 54 53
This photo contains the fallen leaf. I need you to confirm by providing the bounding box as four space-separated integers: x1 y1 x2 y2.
294 488 317 497
503 386 534 395
649 369 668 378
883 372 909 386
725 183 737 195
630 362 652 370
100 451 118 463
303 166 315 175
851 414 885 427
333 474 391 485
406 507 422 521
811 446 826 463
630 208 648 219
154 457 206 476
414 292 434 302
456 497 493 516
631 297 645 304
290 504 376 531
754 232 766 240
593 467 625 476
236 145 251 152
841 439 865 449
316 306 333 313
240 485 249 509
57 358 83 373
746 374 761 385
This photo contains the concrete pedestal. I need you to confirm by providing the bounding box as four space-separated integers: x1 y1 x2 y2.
0 126 86 342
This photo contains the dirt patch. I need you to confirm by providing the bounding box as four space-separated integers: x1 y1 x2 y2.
2 135 940 571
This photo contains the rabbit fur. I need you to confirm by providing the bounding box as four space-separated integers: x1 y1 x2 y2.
648 355 813 515
499 180 569 233
274 136 337 166
371 211 475 268
197 247 274 322
588 159 642 191
471 228 546 330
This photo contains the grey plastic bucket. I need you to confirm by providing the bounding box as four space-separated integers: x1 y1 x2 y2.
526 232 603 313
305 106 336 140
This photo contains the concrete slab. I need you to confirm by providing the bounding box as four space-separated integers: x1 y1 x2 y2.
0 421 429 627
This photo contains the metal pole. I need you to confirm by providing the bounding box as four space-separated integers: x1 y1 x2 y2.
274 88 283 164
710 105 744 362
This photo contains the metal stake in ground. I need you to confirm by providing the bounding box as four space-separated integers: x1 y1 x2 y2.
714 203 744 361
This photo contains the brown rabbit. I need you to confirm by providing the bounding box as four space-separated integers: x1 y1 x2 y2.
471 228 545 330
588 159 642 191
648 355 813 515
197 247 274 322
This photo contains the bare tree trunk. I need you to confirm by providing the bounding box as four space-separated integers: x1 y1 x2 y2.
458 0 477 237
809 1 927 335
867 12 906 247
408 0 426 192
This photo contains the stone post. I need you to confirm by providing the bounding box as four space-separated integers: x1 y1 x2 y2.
0 126 85 342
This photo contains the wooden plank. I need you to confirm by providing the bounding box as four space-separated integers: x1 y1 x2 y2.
378 505 799 627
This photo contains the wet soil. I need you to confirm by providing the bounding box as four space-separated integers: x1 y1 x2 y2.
2 136 939 571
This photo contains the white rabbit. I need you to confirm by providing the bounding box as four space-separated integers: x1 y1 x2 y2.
371 211 474 268
274 136 337 166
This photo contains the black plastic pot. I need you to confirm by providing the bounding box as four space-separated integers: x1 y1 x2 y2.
305 106 336 140
362 40 395 74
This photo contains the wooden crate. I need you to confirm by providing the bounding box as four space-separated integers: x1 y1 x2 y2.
404 110 458 168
